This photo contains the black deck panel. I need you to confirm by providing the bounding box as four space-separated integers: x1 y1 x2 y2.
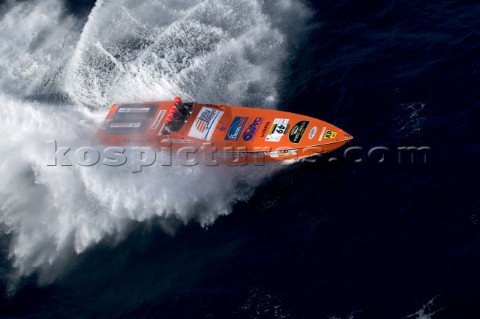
105 103 159 135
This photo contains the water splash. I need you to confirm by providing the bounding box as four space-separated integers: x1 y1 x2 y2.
0 0 311 278
406 295 443 319
64 0 311 108
0 0 80 97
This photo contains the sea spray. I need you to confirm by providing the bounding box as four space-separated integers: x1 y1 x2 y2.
0 0 311 278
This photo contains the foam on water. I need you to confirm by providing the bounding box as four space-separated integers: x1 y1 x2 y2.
64 0 311 108
0 0 80 98
406 296 443 319
0 0 311 278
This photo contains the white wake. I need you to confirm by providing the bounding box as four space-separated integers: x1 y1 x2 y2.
0 0 311 277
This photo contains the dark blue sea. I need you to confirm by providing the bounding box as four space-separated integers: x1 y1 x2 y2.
0 0 479 318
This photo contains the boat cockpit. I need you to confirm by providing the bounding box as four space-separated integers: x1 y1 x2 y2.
161 99 193 135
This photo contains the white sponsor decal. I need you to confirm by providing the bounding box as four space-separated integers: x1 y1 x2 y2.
109 122 142 128
308 126 317 139
265 118 289 142
318 127 327 141
188 107 224 141
151 110 166 130
118 107 151 113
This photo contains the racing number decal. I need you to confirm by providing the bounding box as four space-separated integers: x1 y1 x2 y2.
324 130 337 139
265 119 290 142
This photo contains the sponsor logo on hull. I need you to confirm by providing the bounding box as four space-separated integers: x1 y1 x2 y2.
242 117 263 141
109 122 142 128
225 117 248 141
324 130 337 139
289 121 310 143
265 118 289 142
118 107 151 113
188 107 224 141
318 127 327 141
260 121 271 138
308 126 317 139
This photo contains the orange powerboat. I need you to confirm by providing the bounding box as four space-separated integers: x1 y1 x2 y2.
94 97 353 164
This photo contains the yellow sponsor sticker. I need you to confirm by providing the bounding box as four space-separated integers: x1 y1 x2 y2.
324 130 337 139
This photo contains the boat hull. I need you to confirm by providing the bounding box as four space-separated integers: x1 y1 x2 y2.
94 101 353 164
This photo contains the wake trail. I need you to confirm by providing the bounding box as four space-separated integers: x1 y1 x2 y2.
0 0 311 279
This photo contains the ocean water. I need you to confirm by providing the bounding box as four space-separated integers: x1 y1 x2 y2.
0 0 479 318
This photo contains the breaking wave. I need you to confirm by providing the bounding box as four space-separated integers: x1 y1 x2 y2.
0 0 311 278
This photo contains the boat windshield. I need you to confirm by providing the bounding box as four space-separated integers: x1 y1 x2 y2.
161 102 194 135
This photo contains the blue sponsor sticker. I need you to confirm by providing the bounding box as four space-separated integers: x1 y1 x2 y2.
242 117 264 141
225 117 249 141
